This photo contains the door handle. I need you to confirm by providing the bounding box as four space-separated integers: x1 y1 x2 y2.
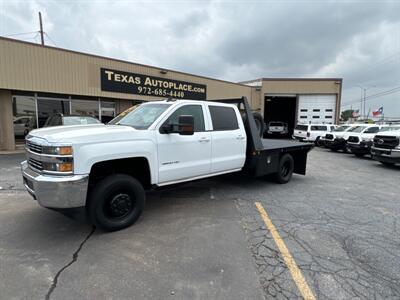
199 137 210 143
236 135 245 140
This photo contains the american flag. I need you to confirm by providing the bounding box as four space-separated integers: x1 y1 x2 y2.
352 110 360 117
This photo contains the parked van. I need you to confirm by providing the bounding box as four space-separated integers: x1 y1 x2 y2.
293 123 336 143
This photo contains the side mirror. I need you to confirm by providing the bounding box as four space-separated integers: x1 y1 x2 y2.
178 115 194 135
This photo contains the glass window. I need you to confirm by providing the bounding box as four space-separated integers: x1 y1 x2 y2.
37 99 70 128
269 122 284 126
12 96 37 140
311 125 327 131
163 105 205 132
334 126 349 132
63 116 101 125
209 106 239 131
71 100 99 119
109 103 171 129
313 109 320 112
348 126 366 133
364 127 379 134
101 101 116 123
295 125 308 131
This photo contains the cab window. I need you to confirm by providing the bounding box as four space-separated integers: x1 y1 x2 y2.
164 105 205 132
364 127 379 134
209 106 239 131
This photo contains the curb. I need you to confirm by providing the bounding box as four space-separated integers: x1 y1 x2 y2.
0 150 25 155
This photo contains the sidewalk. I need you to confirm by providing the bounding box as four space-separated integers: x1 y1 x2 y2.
0 144 25 155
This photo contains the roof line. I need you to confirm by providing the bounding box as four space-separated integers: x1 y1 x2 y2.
0 36 251 88
241 78 343 83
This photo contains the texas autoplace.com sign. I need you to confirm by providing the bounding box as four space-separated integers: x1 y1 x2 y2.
100 68 207 100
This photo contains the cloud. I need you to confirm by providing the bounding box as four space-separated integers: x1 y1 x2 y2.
1 0 399 117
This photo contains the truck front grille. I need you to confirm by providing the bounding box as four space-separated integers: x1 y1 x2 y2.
373 135 399 149
347 136 359 143
325 134 334 140
26 141 43 154
28 158 43 171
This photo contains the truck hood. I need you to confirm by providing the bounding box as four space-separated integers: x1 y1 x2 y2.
28 124 138 143
375 129 400 137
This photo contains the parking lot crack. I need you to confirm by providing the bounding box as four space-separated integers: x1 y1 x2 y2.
45 226 96 300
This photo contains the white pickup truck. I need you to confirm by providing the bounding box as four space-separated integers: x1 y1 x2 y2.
22 97 313 231
371 129 400 166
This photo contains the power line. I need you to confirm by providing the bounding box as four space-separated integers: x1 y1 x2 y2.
44 32 57 47
341 86 400 108
2 31 38 37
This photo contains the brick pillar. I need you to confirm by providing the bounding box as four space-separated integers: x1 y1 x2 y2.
0 90 15 151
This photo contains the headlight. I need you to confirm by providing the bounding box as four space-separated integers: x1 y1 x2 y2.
361 137 373 142
43 146 73 155
42 162 73 173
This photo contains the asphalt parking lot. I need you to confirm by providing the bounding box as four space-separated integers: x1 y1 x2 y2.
0 148 399 299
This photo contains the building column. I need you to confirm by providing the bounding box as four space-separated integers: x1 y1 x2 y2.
0 90 15 151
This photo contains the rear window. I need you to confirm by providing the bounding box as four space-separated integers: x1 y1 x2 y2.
295 125 308 131
311 125 327 131
209 106 239 131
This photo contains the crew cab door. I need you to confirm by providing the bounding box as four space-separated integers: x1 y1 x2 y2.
207 104 247 173
156 104 211 183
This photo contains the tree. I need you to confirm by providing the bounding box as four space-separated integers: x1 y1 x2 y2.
341 109 354 121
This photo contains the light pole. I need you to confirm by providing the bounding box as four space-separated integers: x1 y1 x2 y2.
357 85 375 119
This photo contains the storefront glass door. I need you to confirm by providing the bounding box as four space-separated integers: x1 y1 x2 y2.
37 98 70 128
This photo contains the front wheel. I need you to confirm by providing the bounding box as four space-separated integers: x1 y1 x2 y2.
273 153 294 184
88 174 145 231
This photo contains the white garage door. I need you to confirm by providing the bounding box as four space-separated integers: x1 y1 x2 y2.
297 95 336 124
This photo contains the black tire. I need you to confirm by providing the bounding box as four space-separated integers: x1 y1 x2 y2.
380 161 395 166
330 148 338 152
273 153 294 184
88 174 145 231
314 137 321 147
354 153 364 158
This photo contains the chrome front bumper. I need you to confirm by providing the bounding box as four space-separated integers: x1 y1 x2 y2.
21 161 89 208
371 147 400 163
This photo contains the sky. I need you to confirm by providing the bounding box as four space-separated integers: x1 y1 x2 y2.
1 0 399 118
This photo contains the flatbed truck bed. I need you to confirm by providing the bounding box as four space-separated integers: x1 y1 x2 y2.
214 97 314 178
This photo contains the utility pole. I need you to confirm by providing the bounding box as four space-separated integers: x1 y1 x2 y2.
363 88 366 118
39 12 44 46
357 85 375 120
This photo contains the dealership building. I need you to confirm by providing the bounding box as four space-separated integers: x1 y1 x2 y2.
0 37 342 151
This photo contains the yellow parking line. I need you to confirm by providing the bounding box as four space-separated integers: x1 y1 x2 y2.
255 202 316 300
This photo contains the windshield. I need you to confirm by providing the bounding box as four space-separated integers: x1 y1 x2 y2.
63 116 101 125
109 105 139 124
348 126 367 133
270 122 284 126
333 125 349 132
109 103 171 129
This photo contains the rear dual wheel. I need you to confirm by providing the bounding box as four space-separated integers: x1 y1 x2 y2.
273 153 294 184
